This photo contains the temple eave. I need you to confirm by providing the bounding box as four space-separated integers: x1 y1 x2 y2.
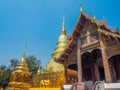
54 58 65 64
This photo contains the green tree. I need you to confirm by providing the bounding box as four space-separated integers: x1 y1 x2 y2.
26 55 42 76
0 67 11 88
0 59 18 89
10 59 18 71
0 65 7 71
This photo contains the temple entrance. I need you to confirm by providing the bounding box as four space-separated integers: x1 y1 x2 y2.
82 52 92 81
109 54 120 82
91 49 105 82
81 49 106 84
82 52 93 89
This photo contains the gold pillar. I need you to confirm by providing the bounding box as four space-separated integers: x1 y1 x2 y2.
77 39 82 83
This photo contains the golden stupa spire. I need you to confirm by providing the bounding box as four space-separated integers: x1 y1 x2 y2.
62 17 65 31
23 45 26 57
37 66 41 75
52 17 69 58
15 46 28 72
61 17 66 35
20 45 27 66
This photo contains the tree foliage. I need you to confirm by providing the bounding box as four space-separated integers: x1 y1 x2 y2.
0 67 11 88
10 59 19 71
26 55 42 76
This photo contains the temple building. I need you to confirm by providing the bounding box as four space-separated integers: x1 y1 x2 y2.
54 8 120 89
7 49 31 90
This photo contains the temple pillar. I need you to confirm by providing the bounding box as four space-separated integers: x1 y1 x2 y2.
99 32 112 82
77 39 82 83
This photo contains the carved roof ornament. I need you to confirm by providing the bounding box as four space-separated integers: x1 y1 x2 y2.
80 4 83 13
99 16 106 26
92 11 96 20
78 0 83 13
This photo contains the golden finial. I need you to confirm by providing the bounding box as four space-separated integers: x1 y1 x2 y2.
102 16 106 22
78 0 83 12
23 44 27 58
37 66 41 75
94 14 96 20
80 4 82 12
62 17 65 31
92 11 96 20
63 17 65 26
21 45 27 62
100 16 106 25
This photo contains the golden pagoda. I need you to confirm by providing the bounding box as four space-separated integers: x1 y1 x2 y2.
31 18 69 88
7 49 31 90
44 17 69 72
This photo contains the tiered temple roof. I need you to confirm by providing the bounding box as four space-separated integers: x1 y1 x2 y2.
55 11 120 64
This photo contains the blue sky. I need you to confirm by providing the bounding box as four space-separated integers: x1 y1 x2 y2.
0 0 120 68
